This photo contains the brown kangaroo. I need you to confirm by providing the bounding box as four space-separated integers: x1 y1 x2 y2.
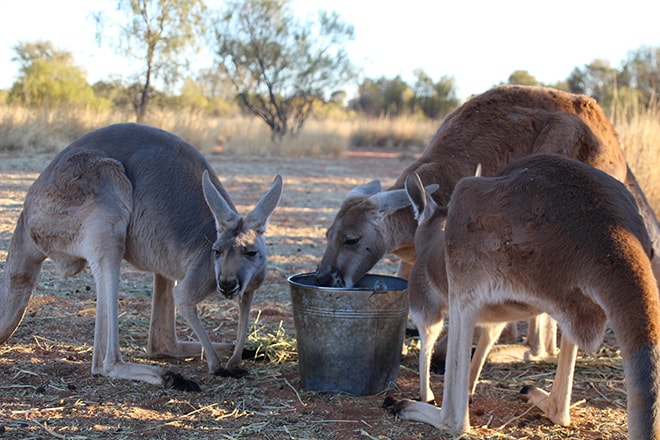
386 154 660 438
315 85 660 393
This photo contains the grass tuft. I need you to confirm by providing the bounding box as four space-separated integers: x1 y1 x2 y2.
246 311 297 365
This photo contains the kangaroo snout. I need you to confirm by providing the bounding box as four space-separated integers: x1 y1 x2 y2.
218 278 240 298
314 268 344 288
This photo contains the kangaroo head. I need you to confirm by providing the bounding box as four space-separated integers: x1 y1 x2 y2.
202 170 283 299
315 179 437 288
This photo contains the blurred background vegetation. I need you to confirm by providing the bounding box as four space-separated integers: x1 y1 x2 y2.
0 0 658 212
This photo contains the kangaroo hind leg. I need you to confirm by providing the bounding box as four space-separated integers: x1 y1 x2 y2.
79 159 197 390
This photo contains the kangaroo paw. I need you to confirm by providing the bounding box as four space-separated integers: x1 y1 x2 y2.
162 371 201 392
214 366 248 378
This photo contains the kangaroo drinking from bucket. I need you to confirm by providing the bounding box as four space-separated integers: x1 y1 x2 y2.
315 85 660 363
385 154 660 438
0 123 283 391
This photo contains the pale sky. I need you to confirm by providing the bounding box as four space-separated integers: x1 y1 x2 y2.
1 0 659 100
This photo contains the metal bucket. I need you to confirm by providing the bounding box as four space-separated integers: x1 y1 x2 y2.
288 273 409 395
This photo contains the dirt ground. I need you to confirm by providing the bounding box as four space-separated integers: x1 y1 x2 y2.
0 148 629 439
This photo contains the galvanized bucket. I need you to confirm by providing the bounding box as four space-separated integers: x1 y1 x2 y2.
288 273 409 395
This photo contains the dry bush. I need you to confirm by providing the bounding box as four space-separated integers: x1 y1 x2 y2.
217 116 349 157
0 104 444 159
0 104 121 153
614 106 660 216
348 115 438 150
0 106 350 157
141 109 224 154
1 104 658 211
122 113 350 157
0 104 225 155
213 115 273 156
276 119 349 157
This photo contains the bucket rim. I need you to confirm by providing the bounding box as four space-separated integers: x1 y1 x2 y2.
287 272 408 292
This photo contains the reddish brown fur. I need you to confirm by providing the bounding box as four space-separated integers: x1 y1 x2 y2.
404 172 543 406
316 85 659 290
389 154 660 438
317 86 660 416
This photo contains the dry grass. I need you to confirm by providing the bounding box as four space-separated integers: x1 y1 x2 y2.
615 106 660 214
1 103 657 216
0 105 437 159
0 104 224 155
214 116 347 157
347 116 438 150
0 105 118 153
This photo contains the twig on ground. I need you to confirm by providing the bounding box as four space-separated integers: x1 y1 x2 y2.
284 376 306 407
30 420 88 440
497 404 537 429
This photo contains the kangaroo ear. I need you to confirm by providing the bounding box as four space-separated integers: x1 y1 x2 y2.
405 173 427 222
344 180 381 200
245 175 283 234
425 183 439 195
202 170 241 230
405 173 440 224
367 187 412 217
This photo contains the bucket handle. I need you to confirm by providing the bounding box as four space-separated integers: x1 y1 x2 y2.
368 279 391 301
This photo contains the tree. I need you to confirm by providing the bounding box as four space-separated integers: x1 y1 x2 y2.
329 90 347 108
508 70 538 86
93 79 134 109
178 77 210 111
94 0 208 122
382 76 413 116
352 72 458 119
621 46 660 109
567 59 618 106
351 78 383 116
196 68 239 116
8 41 100 108
351 76 414 117
213 0 355 141
411 69 459 119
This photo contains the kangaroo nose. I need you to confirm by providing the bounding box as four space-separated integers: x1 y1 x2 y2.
314 271 332 286
218 278 240 298
314 268 343 287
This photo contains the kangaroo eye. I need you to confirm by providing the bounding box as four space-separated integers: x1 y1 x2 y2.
213 248 223 256
345 237 360 246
